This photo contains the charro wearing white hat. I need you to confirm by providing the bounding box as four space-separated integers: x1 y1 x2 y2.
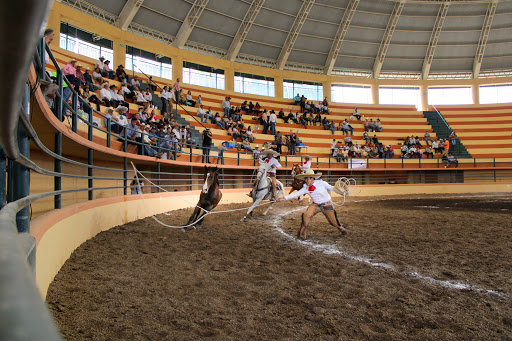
248 149 281 199
277 171 347 240
300 155 314 175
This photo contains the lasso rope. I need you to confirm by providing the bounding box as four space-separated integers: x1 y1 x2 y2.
130 162 275 229
332 177 361 207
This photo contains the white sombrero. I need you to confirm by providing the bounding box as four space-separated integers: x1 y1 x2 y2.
261 150 279 157
295 171 322 180
302 155 311 159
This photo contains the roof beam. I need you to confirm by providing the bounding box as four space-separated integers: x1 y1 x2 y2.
422 1 450 80
276 0 315 70
373 1 405 78
324 0 359 75
117 0 144 31
226 0 266 61
473 0 498 79
173 0 209 49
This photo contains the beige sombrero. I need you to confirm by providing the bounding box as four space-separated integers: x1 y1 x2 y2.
261 150 279 157
302 155 311 159
295 171 322 180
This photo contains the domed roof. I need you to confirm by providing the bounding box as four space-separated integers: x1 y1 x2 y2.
61 0 512 79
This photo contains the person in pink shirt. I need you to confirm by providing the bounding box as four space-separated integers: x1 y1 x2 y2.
173 78 181 103
62 59 81 90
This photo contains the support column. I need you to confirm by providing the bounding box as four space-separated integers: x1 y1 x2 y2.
420 84 428 111
371 83 379 104
472 84 480 105
14 85 31 233
225 68 234 92
0 147 6 208
113 38 126 70
323 81 331 102
172 55 183 82
274 75 283 99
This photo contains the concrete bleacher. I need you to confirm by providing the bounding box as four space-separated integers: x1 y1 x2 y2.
50 47 446 168
437 104 512 158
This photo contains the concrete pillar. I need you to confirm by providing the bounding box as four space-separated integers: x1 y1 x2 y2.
172 55 183 82
371 83 379 104
274 75 283 99
420 84 428 111
224 68 234 92
113 38 126 70
472 84 480 104
323 81 331 102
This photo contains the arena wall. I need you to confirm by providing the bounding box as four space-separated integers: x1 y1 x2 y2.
32 182 512 299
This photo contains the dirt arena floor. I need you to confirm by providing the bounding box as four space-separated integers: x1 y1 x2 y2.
47 193 512 340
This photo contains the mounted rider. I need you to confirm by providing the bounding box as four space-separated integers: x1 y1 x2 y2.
247 149 281 200
300 155 314 175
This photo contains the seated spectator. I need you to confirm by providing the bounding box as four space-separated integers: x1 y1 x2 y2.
372 134 379 145
115 89 129 108
401 144 409 158
80 86 101 111
92 67 103 85
108 85 121 107
352 107 361 120
129 75 140 91
375 118 383 132
293 93 301 105
432 139 440 154
254 102 261 115
444 152 458 168
100 83 115 107
143 89 153 106
252 145 260 159
102 60 115 79
116 65 128 84
95 56 105 72
214 113 226 129
83 67 97 91
340 147 349 163
333 146 341 163
242 139 253 152
424 130 433 146
196 104 207 123
352 143 362 158
344 135 353 147
330 139 337 156
122 83 135 102
363 131 370 144
246 126 256 142
368 119 376 132
425 145 434 158
186 90 195 107
363 118 370 132
178 90 187 105
342 120 354 136
197 95 202 107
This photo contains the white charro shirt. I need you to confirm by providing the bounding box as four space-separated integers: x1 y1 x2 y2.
302 160 311 171
284 179 334 205
265 158 281 174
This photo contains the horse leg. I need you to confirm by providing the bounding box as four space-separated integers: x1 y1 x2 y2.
242 198 261 221
184 207 201 231
194 207 210 229
263 188 283 215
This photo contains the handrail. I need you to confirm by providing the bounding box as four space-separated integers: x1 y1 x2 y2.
430 104 452 133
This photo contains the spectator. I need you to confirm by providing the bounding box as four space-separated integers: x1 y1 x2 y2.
401 144 409 158
352 107 361 120
242 139 253 153
102 60 115 79
173 78 181 102
92 67 103 85
222 96 231 117
333 146 341 163
80 86 101 111
368 119 376 132
186 90 196 107
344 135 353 147
330 139 337 156
196 104 207 123
375 118 383 132
274 131 283 154
43 28 55 67
299 95 306 113
425 145 434 158
293 93 301 105
363 118 370 132
143 89 153 106
288 131 297 156
202 128 213 163
444 152 458 168
108 85 121 107
95 56 105 71
342 120 354 136
100 83 115 107
269 110 277 135
116 65 128 84
129 75 140 91
214 113 225 129
217 142 227 165
130 177 144 195
62 59 80 90
424 130 433 146
372 134 379 145
83 67 97 91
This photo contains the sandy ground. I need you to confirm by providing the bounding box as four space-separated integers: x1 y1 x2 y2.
47 193 512 340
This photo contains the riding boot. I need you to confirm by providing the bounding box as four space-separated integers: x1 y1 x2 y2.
271 177 277 200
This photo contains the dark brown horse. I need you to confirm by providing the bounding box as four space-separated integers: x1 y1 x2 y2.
289 164 306 202
184 166 222 230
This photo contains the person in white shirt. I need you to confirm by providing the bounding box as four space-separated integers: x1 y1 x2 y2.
143 90 152 104
300 155 313 174
269 111 277 135
100 83 114 107
196 104 207 123
278 171 347 240
95 57 105 71
222 97 231 117
248 149 281 199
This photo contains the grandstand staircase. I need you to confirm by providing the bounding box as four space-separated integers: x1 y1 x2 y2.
423 111 472 158
172 109 219 153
